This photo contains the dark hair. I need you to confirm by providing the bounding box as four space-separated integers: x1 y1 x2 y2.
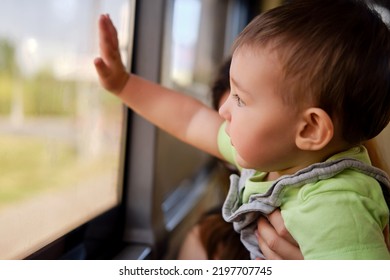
233 0 390 144
210 57 231 110
198 209 250 260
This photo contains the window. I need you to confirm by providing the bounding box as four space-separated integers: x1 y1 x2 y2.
0 0 134 259
119 0 250 259
158 0 230 207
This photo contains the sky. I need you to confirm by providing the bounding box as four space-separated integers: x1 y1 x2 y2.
0 0 131 78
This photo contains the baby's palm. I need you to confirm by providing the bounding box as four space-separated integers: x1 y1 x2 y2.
94 14 128 95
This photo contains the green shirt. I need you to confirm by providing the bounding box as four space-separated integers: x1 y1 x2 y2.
218 123 390 259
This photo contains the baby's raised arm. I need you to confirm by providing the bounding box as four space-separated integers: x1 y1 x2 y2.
94 14 224 159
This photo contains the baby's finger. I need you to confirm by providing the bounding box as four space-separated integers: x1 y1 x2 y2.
98 15 118 59
94 57 111 79
105 14 119 49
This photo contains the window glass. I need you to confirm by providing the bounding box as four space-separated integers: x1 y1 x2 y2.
157 0 229 216
161 0 228 103
170 0 202 87
0 0 134 259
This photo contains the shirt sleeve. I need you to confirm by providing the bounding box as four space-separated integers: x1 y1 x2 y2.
217 122 238 167
281 173 390 260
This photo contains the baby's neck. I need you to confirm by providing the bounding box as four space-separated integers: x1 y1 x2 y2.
264 172 281 181
264 142 353 182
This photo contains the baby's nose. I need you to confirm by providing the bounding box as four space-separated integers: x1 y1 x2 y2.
218 99 231 121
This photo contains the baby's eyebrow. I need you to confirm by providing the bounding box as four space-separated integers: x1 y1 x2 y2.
230 77 251 97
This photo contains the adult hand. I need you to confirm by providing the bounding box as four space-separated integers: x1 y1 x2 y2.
256 209 303 260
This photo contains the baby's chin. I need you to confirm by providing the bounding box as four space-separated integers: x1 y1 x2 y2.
235 155 256 170
235 155 273 173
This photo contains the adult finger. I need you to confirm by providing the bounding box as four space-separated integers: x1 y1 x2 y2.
256 229 282 260
257 216 303 260
266 210 299 246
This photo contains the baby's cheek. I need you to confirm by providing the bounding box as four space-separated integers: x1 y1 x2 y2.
235 147 258 169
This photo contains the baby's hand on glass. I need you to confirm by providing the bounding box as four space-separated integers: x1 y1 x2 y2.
256 209 303 260
94 14 128 95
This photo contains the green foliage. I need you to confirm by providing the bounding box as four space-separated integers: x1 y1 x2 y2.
0 74 12 114
0 38 17 115
0 136 76 204
23 69 77 116
0 37 79 117
0 70 78 116
0 38 18 75
0 135 117 206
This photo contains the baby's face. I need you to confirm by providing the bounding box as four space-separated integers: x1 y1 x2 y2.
219 47 303 174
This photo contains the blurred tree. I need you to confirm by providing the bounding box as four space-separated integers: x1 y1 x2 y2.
0 39 18 75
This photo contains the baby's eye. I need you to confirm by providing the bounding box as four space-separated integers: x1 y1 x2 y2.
232 94 246 107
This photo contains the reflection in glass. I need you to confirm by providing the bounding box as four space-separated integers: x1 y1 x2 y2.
171 0 201 86
157 0 229 206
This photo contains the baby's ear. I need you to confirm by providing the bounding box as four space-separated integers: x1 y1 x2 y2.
295 108 334 151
